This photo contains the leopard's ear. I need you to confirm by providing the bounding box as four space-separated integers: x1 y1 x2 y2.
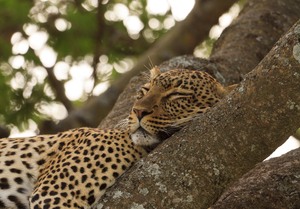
225 84 238 92
216 83 238 98
150 66 161 80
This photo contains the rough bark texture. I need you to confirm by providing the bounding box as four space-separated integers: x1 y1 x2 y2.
211 147 300 209
95 0 300 208
209 0 300 85
39 0 238 134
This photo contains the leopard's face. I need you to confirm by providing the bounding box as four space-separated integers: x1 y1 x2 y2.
128 67 233 148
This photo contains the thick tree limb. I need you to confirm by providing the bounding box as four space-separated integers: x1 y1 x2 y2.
40 0 238 133
209 0 300 84
210 147 300 209
98 18 300 209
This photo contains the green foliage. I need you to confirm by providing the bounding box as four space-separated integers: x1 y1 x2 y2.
0 71 11 119
0 0 31 26
0 67 53 130
51 8 97 58
0 0 32 60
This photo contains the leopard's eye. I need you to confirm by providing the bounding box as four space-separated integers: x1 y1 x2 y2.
166 91 193 100
136 87 149 99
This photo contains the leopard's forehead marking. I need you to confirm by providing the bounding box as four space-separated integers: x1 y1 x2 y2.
153 70 191 89
152 70 211 90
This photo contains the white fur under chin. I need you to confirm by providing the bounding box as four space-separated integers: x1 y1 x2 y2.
130 129 160 146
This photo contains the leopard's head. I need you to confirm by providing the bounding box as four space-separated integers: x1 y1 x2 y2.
128 67 235 149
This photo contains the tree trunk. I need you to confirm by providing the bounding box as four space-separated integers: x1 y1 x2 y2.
96 0 300 208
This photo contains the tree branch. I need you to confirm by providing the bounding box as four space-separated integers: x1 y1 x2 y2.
91 0 106 87
210 147 300 209
208 0 300 84
44 66 74 112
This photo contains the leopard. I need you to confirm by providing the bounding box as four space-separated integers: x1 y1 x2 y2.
0 67 236 209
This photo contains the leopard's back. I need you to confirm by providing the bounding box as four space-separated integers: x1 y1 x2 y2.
0 135 59 208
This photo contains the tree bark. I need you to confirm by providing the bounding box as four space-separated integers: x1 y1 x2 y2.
39 0 238 134
209 0 300 84
96 0 300 208
210 147 300 209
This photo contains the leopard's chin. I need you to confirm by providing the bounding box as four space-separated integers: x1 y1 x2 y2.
130 127 160 150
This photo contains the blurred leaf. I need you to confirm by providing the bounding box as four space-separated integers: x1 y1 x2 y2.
0 0 32 60
50 10 97 58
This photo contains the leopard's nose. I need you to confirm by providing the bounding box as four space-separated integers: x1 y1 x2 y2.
133 108 153 121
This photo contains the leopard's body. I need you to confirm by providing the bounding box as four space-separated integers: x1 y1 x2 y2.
0 128 146 209
0 67 235 209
